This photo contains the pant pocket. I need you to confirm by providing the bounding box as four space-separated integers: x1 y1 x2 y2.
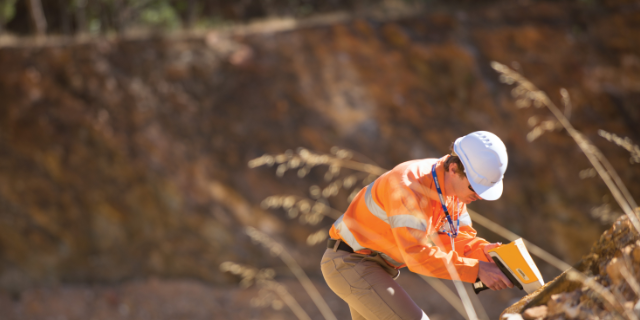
321 257 353 297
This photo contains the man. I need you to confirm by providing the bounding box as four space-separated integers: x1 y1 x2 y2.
321 131 513 320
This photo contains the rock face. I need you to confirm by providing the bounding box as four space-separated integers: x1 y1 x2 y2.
0 0 639 318
503 215 640 319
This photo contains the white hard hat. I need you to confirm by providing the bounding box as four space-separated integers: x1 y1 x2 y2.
453 131 508 201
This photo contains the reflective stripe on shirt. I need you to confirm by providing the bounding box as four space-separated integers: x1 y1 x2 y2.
438 212 471 233
333 214 366 251
365 182 389 223
389 214 427 231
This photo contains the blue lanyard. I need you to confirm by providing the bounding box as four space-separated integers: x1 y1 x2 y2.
431 164 459 238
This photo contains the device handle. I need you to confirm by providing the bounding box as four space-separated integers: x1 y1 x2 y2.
473 278 491 294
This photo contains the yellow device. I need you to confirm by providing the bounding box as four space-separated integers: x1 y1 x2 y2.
473 238 544 294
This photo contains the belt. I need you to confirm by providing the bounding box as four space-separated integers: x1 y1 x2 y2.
327 238 354 253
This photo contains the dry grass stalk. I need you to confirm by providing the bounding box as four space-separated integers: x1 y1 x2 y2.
245 226 337 320
618 259 640 298
263 281 313 320
526 119 562 142
419 275 471 320
560 88 572 119
306 228 328 246
250 148 380 207
590 198 622 225
579 168 597 179
492 61 640 235
248 147 386 178
598 130 640 164
261 195 342 223
220 261 312 320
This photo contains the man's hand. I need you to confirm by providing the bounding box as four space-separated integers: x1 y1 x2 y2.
478 260 513 291
482 242 502 262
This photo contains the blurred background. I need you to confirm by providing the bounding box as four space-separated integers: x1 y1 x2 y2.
0 0 639 319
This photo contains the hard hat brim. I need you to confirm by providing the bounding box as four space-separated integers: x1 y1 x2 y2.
470 179 503 201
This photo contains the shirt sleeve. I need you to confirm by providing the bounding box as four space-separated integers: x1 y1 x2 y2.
448 205 491 262
387 186 481 283
457 225 491 262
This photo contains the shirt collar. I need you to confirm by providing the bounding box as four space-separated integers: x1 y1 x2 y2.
434 155 463 222
433 155 450 198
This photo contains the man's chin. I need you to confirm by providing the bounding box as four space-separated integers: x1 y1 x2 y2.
465 197 479 204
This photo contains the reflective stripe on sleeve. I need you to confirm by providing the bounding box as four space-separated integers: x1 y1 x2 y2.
333 214 366 251
364 182 389 224
388 214 427 231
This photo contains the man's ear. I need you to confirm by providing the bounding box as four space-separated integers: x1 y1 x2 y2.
450 162 463 175
447 162 456 173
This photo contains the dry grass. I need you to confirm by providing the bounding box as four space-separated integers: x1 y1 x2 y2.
260 195 341 223
598 130 640 164
245 226 337 320
493 61 640 320
220 261 312 320
492 61 640 236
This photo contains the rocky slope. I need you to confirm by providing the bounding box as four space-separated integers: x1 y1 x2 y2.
0 0 639 318
503 214 640 319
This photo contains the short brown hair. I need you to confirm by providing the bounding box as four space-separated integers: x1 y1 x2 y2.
444 142 466 178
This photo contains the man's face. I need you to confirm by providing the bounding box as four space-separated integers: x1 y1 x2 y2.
449 164 483 204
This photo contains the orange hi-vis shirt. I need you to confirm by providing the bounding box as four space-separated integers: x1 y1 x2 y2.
329 155 491 283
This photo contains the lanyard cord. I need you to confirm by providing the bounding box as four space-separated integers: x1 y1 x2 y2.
431 164 459 251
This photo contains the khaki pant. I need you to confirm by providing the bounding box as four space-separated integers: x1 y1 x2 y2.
321 247 429 320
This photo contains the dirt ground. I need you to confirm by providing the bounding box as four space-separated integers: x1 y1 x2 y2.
0 271 524 320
